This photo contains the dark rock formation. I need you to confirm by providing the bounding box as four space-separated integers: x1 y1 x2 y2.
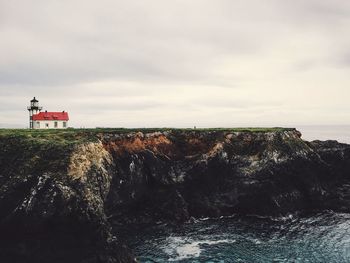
0 129 350 262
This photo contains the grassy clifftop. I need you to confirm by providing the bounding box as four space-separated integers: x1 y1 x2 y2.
0 128 299 170
0 127 296 143
0 128 300 175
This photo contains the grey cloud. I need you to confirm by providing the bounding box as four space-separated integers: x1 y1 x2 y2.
0 1 293 86
69 100 165 112
1 0 350 127
331 53 350 68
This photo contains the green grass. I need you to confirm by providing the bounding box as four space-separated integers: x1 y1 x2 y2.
0 127 296 144
0 127 297 176
0 127 295 135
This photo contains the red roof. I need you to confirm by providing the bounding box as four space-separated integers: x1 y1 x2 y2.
33 111 69 121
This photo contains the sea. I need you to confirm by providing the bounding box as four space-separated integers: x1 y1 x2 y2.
127 125 350 263
127 212 350 263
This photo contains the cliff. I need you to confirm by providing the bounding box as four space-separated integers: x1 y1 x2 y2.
0 128 350 262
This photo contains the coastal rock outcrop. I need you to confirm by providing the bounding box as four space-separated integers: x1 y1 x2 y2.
0 129 350 262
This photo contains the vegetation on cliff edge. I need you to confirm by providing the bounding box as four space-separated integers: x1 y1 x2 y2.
0 127 296 144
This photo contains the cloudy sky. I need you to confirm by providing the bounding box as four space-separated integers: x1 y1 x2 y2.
1 0 350 128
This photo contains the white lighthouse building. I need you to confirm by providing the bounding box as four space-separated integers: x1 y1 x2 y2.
27 97 69 129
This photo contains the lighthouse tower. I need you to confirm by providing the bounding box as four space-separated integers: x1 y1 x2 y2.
27 97 42 129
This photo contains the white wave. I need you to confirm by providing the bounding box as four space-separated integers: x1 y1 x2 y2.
163 236 236 261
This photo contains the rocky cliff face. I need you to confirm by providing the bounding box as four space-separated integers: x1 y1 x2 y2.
0 129 350 262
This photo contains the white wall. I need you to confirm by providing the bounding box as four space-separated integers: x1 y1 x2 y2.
33 120 68 129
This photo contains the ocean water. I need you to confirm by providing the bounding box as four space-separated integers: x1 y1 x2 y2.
127 212 350 262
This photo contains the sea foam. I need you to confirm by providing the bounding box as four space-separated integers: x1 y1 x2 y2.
163 236 236 261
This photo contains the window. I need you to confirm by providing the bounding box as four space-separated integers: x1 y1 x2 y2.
37 122 40 128
63 122 67 128
54 122 58 128
45 123 49 128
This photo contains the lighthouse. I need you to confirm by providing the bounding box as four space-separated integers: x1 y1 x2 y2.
27 97 42 129
27 97 70 129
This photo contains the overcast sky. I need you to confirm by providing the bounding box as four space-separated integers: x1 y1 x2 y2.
1 0 350 128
